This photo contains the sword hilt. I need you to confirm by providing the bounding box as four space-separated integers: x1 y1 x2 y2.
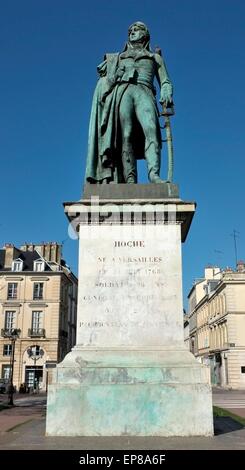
160 102 175 117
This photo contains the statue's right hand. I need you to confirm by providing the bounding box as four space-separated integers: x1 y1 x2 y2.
159 83 173 106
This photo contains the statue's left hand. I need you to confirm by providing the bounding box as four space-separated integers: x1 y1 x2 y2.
160 83 173 106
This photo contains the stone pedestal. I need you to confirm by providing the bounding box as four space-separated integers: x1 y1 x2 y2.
46 185 213 436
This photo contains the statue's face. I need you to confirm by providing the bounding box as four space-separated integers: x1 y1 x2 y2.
128 24 147 43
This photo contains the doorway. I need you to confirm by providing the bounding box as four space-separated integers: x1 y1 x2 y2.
25 366 43 391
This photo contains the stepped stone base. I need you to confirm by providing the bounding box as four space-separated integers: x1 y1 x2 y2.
46 195 213 437
46 348 213 436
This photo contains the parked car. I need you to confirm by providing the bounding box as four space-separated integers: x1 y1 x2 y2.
0 379 9 394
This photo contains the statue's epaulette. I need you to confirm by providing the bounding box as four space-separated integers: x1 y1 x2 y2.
104 53 119 61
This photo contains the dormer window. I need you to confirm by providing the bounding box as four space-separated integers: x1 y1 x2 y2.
12 259 23 272
34 260 45 272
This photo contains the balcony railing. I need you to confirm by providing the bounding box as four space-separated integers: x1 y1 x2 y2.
1 328 21 339
1 328 13 338
28 328 45 337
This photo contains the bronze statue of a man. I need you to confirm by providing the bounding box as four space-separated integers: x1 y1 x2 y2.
85 21 173 184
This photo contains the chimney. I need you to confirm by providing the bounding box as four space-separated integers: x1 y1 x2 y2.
4 244 20 269
237 260 245 273
224 266 233 273
50 242 62 264
20 242 62 264
204 265 221 280
20 243 34 252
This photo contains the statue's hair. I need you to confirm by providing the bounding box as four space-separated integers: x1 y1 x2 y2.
128 21 150 42
126 21 150 50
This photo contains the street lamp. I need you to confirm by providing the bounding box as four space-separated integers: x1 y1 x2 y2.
27 346 44 392
3 328 21 406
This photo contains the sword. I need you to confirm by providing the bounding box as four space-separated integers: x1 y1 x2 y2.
160 103 175 183
155 46 175 183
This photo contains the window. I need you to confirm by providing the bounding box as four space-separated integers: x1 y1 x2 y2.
7 283 17 299
2 365 11 380
29 345 41 356
12 259 23 272
34 261 45 272
4 311 15 332
33 283 44 300
241 367 245 374
3 344 12 356
32 311 42 332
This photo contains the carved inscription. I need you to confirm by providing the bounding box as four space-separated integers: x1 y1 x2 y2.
79 237 170 335
114 240 145 247
98 256 162 263
79 320 168 328
77 225 182 347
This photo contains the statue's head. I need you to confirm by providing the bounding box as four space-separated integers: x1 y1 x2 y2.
128 22 150 47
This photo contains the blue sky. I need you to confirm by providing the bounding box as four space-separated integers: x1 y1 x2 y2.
1 0 245 307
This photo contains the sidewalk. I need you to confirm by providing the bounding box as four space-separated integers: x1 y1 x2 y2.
0 393 245 450
0 393 46 432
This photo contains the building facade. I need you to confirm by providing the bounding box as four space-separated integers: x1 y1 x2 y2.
0 243 77 392
186 264 245 389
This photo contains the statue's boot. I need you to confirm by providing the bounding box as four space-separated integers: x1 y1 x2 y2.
149 173 165 184
146 142 165 184
122 146 137 183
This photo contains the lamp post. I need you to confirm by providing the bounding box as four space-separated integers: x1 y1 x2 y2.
4 328 21 406
27 346 44 392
